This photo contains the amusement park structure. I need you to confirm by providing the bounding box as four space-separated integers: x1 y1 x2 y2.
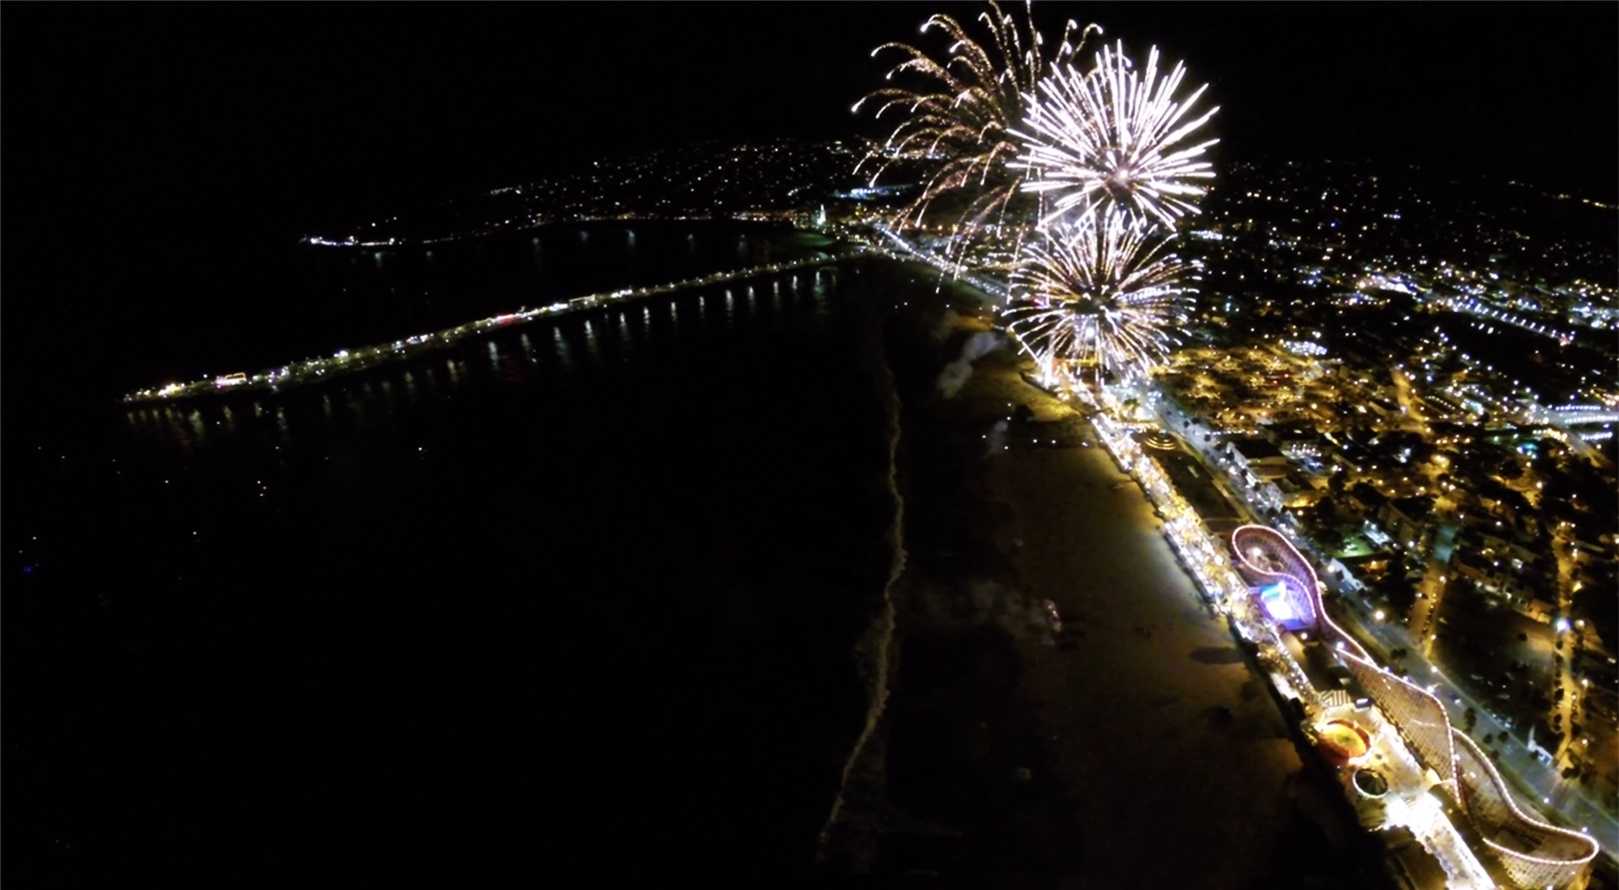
1231 524 1600 889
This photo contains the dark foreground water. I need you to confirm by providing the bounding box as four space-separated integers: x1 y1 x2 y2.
5 226 900 885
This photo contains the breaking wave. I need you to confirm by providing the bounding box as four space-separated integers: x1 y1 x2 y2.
815 332 906 870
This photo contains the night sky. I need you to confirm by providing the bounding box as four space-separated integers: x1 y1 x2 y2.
4 3 1616 412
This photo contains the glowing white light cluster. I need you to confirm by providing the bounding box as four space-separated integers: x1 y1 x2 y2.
1385 790 1496 890
1013 40 1219 229
1001 210 1192 386
1282 339 1327 357
1551 408 1619 425
1431 294 1576 345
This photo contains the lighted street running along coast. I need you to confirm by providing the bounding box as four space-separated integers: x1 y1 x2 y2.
1155 393 1619 865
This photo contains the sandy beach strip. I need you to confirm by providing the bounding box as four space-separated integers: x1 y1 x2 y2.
825 263 1389 886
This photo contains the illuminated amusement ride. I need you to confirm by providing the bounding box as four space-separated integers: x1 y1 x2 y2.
1231 524 1600 889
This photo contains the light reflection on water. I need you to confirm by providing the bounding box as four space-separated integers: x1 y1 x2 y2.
58 249 892 884
124 261 849 454
582 318 600 362
552 327 572 371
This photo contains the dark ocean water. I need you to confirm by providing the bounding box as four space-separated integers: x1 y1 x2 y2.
5 227 901 885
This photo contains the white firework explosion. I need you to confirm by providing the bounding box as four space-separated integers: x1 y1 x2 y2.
1014 40 1219 229
851 1 1101 238
1001 209 1194 387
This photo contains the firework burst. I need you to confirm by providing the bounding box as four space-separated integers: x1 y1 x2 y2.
1001 209 1193 387
1014 41 1219 229
851 1 1101 238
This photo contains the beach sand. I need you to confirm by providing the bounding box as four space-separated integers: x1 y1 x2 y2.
823 266 1389 887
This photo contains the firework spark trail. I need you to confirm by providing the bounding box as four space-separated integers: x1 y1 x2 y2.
1014 40 1219 230
1000 209 1194 387
851 1 1101 247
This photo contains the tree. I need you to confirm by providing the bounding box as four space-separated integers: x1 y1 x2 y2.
1351 481 1385 509
1314 497 1341 527
1573 582 1619 652
1383 570 1418 613
1533 453 1561 480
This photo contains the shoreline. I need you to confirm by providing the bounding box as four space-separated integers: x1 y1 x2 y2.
818 263 1388 885
816 284 908 871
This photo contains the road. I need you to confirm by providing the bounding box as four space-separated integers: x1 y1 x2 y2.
1150 389 1619 862
1390 366 1433 437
